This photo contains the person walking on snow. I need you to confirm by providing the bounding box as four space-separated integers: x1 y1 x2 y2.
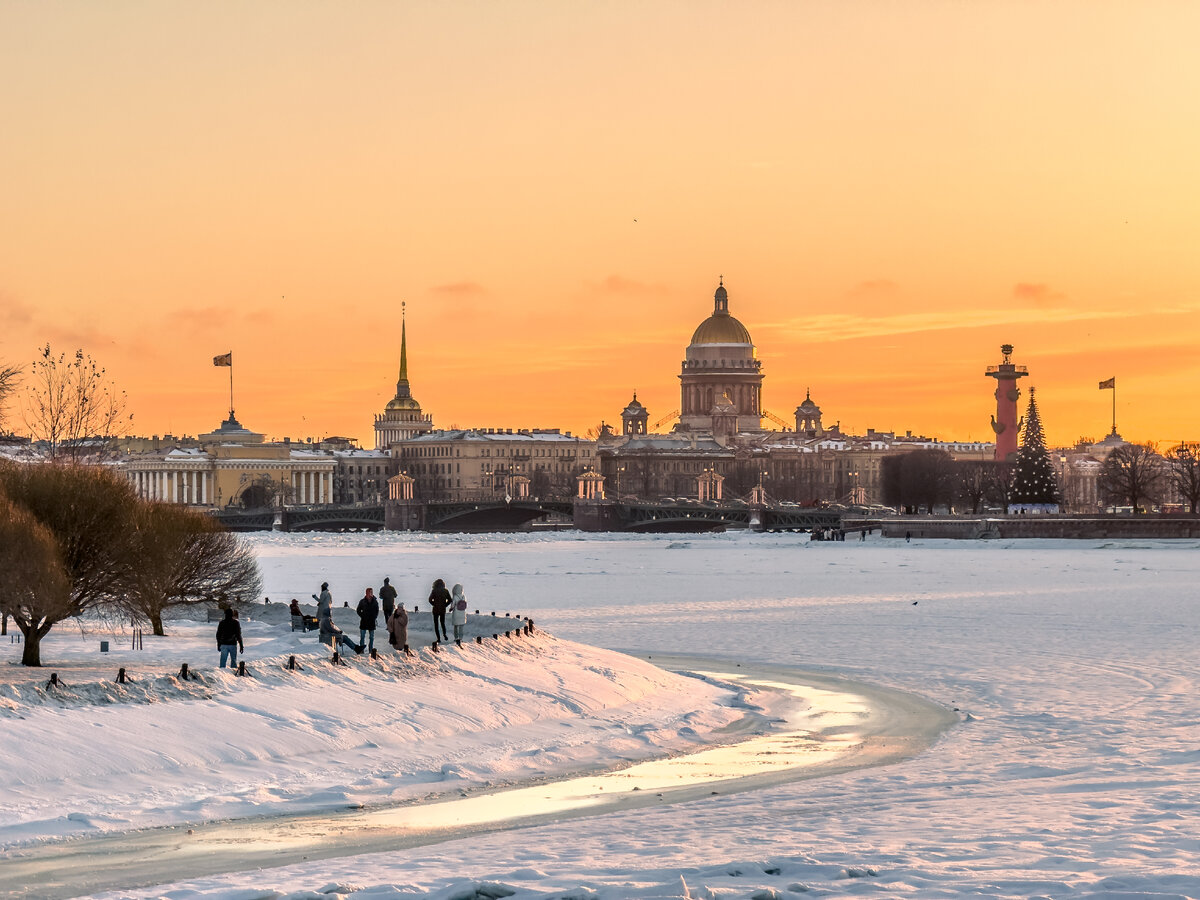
379 577 397 620
216 608 244 668
428 578 452 642
357 587 380 653
451 583 468 642
387 604 408 652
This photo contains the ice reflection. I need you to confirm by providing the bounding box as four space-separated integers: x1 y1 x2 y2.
0 663 953 899
332 673 866 834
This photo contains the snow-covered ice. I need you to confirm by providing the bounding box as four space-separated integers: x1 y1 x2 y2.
3 531 1199 899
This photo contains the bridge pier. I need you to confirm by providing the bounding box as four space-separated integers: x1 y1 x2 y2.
573 498 623 532
385 499 426 531
748 503 767 532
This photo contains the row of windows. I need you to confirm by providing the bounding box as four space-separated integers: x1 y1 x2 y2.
408 444 594 459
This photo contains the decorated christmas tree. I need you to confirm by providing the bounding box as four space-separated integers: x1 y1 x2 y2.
1009 388 1060 507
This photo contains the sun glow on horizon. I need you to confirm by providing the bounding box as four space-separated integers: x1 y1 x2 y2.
3 3 1199 448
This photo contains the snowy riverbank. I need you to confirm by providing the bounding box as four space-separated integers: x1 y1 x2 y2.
5 530 1200 899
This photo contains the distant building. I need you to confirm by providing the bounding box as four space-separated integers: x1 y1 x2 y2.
393 428 598 501
374 312 433 448
121 436 336 508
677 279 763 433
599 280 994 505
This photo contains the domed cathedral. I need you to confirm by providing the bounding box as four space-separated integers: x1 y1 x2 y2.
677 280 764 433
374 306 434 449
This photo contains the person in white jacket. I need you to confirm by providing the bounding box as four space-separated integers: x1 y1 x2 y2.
451 583 468 643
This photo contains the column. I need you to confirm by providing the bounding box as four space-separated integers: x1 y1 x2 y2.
173 472 180 504
319 472 327 504
201 471 208 504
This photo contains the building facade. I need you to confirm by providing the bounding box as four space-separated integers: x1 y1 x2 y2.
394 428 598 501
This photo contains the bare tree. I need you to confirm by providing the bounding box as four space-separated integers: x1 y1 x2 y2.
120 503 262 636
1097 443 1164 514
1167 443 1200 514
24 345 132 461
0 361 20 433
0 462 141 666
954 461 992 513
882 450 956 513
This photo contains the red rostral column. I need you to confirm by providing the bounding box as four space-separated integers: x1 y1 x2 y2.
985 343 1028 461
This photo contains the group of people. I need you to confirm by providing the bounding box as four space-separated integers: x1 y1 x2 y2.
218 577 472 666
301 577 469 655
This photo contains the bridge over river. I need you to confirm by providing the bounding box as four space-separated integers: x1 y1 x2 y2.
212 498 843 534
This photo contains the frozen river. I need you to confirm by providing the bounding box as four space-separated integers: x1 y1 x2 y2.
8 530 1200 899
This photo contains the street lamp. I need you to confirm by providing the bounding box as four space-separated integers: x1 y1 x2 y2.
616 464 625 500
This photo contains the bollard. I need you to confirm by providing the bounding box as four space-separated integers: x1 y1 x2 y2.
116 667 127 684
236 661 247 677
46 673 60 688
475 609 480 615
492 633 499 640
287 655 300 671
476 635 483 644
414 605 419 612
179 663 190 681
505 612 510 617
491 611 496 616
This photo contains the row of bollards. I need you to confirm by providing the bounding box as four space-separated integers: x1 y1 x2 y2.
41 617 541 690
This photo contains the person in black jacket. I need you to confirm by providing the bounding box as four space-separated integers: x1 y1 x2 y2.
356 587 380 653
379 577 397 620
428 578 452 642
216 608 244 668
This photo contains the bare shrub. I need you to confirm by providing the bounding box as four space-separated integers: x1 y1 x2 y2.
121 503 262 636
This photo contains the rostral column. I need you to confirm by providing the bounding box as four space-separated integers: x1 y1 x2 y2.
985 343 1028 461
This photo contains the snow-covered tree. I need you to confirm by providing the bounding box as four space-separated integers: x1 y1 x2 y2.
1009 389 1060 510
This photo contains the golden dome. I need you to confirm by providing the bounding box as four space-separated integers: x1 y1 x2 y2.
689 281 753 345
690 314 753 345
385 395 422 411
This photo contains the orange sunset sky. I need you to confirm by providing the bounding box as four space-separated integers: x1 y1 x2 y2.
3 2 1199 448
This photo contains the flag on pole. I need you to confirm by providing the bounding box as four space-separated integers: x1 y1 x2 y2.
1098 377 1115 390
213 352 232 367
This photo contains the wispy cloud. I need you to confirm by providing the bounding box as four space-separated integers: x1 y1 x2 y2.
1012 282 1065 305
764 303 1199 344
430 281 487 296
593 275 669 295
